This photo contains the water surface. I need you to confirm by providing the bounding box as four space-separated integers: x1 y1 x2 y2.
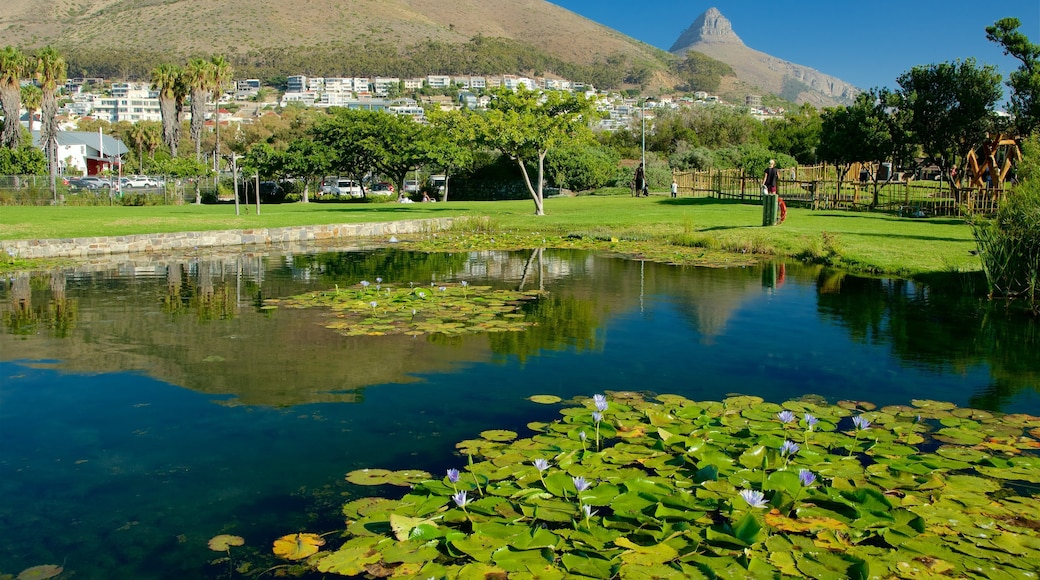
1 247 1037 578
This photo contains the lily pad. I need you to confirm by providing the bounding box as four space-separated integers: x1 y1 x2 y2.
272 533 325 560
207 534 245 551
529 395 562 404
481 430 519 442
16 566 63 580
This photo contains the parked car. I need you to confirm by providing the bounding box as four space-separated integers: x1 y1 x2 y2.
122 175 158 188
320 178 362 197
370 181 394 195
403 179 419 193
69 176 109 190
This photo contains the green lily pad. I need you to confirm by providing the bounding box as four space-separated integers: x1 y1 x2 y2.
529 395 563 404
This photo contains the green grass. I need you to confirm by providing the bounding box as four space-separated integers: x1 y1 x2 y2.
0 196 982 277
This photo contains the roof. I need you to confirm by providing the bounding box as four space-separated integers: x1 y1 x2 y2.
30 130 129 156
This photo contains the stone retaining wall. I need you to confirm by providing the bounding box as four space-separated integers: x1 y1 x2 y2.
1 218 454 259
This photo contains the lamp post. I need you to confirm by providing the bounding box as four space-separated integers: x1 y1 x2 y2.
640 98 645 170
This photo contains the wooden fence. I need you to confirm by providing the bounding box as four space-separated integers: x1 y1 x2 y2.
672 165 1008 217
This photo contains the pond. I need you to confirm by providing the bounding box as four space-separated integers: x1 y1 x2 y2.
1 246 1038 579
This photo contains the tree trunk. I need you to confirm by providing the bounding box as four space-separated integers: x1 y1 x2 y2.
0 84 21 149
514 156 544 216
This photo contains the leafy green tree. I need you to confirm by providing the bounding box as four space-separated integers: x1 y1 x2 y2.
478 87 598 215
151 64 184 157
125 122 150 173
367 113 432 199
819 89 912 207
310 108 381 194
986 17 1040 136
20 83 41 134
896 59 1003 178
0 141 45 174
0 46 28 150
426 108 481 201
766 103 822 165
282 138 333 203
545 141 620 191
33 46 66 199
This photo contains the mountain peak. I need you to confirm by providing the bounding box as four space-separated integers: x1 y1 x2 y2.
669 7 743 53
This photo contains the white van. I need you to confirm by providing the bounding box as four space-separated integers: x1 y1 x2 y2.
320 178 362 197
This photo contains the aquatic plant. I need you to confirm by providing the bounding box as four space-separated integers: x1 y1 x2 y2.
265 280 543 337
274 394 1040 578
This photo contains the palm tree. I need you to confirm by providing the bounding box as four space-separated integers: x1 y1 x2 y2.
126 122 148 173
141 120 163 162
0 46 27 149
21 84 42 133
210 55 234 168
184 58 212 161
33 46 66 201
150 63 183 157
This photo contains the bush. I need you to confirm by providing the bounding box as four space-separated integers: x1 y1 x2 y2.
968 135 1040 312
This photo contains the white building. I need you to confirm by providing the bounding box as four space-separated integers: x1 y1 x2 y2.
426 75 452 89
91 86 162 123
31 130 128 176
286 75 308 93
372 77 400 96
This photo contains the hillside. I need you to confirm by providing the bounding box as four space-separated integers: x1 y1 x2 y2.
670 8 860 107
2 0 672 79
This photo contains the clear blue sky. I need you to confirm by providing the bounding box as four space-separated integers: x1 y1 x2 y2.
550 0 1039 93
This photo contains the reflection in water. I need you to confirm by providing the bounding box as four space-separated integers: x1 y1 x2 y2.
0 246 1038 579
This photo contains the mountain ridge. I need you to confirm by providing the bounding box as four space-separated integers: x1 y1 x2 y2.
670 7 859 106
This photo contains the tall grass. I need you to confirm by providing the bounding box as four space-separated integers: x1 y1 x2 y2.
968 137 1040 313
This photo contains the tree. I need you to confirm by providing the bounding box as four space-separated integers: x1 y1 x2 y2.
766 103 822 165
896 59 1003 180
20 84 41 134
986 17 1040 137
426 108 480 201
150 64 184 157
33 46 66 200
209 55 234 166
0 141 46 174
368 113 431 200
310 108 382 195
1 46 28 149
184 58 212 161
478 87 598 215
281 138 333 203
818 89 911 207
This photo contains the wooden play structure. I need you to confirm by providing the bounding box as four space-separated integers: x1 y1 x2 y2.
963 135 1022 188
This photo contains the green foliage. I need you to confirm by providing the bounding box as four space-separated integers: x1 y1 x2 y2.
986 18 1040 136
671 51 733 93
268 280 542 336
272 393 1040 578
896 58 1003 168
968 135 1040 310
765 104 822 165
0 143 46 175
545 142 621 192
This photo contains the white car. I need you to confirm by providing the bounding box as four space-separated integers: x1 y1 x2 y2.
122 175 158 188
320 178 362 197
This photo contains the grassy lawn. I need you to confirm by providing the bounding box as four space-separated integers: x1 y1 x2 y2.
0 195 982 277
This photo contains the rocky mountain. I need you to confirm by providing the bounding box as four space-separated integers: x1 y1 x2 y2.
670 7 860 107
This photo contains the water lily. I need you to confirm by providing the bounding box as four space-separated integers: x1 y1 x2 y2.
446 468 460 484
452 490 469 508
780 440 800 457
361 280 370 288
369 301 378 309
376 277 382 284
777 410 796 424
533 458 550 472
593 394 608 412
460 281 468 287
798 469 816 487
804 413 818 430
439 286 447 292
417 291 426 299
852 415 871 431
739 489 769 509
592 412 603 423
573 476 591 492
579 430 587 452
